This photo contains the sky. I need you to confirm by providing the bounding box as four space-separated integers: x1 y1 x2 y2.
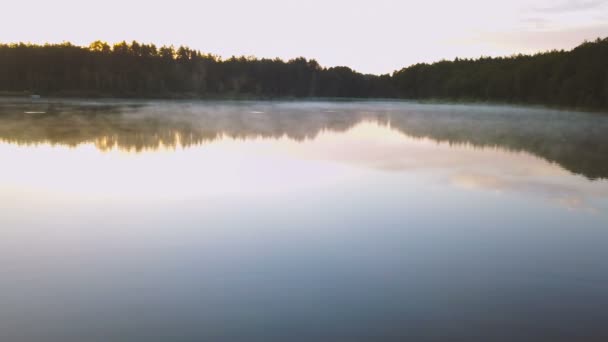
1 0 607 74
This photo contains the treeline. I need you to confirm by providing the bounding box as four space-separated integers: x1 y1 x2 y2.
0 41 394 98
392 38 608 109
1 38 607 109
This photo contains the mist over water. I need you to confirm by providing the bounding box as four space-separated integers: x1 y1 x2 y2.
1 99 607 341
1 99 607 178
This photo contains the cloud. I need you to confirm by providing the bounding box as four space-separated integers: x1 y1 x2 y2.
532 0 607 13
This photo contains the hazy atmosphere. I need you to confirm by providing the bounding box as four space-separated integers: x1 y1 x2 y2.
2 1 608 341
2 0 607 73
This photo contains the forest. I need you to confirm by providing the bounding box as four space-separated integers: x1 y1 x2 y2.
0 37 607 109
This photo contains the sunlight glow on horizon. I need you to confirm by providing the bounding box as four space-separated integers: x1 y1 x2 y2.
1 0 607 74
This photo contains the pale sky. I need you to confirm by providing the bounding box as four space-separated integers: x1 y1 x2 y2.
1 0 607 74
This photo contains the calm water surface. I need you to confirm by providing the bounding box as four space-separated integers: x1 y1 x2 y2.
1 99 608 341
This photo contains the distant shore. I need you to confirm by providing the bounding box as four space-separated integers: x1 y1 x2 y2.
2 38 608 110
1 92 606 114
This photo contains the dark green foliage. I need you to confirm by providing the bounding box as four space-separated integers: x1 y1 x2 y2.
392 37 608 110
0 41 394 99
1 38 607 109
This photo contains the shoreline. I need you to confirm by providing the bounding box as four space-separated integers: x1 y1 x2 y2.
1 93 606 115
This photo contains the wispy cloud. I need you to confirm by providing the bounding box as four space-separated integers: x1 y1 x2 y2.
533 0 607 13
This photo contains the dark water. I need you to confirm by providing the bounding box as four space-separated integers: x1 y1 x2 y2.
1 99 607 341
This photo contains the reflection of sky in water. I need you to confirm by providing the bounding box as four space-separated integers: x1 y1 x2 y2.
1 103 608 341
1 121 607 212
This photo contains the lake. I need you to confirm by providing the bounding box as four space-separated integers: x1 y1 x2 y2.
1 99 607 341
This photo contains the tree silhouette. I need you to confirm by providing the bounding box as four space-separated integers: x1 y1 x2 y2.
0 37 607 109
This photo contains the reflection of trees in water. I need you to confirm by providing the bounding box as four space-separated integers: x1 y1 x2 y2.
385 106 608 180
1 100 607 179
